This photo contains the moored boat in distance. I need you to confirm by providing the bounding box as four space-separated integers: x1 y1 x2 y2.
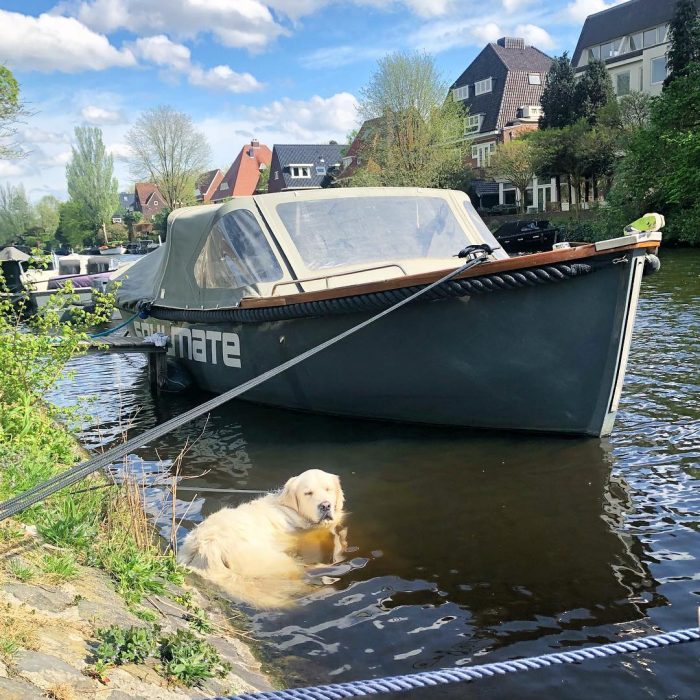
113 187 662 437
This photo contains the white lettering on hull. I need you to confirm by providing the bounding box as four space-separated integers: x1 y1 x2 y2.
132 320 241 368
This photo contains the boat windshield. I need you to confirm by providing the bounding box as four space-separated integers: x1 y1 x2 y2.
276 196 470 270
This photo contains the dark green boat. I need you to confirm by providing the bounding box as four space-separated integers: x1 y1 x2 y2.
114 187 662 437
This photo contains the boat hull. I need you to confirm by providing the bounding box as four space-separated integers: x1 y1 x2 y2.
124 246 648 437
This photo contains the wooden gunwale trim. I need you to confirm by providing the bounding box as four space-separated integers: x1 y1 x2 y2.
239 241 659 309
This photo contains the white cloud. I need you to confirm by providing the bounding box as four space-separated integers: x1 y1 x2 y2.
248 92 359 141
188 65 263 93
502 0 534 10
131 35 191 71
514 24 555 50
0 9 135 73
56 0 287 51
81 105 127 124
565 0 627 23
300 45 388 70
0 161 28 177
107 142 133 159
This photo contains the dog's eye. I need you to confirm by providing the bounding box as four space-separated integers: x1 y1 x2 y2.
304 490 313 496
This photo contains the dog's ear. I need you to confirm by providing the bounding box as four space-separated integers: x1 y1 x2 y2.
278 475 300 512
333 474 344 514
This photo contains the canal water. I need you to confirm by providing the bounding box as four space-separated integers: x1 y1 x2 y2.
50 249 699 698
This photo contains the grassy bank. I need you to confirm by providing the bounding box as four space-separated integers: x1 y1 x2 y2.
0 285 249 689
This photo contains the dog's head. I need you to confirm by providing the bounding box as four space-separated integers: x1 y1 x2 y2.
278 469 344 527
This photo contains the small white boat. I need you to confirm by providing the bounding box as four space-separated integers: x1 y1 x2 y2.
100 245 127 255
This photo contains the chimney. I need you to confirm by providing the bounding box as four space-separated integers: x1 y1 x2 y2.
497 37 525 49
251 139 260 148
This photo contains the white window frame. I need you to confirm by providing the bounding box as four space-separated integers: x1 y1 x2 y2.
289 164 312 178
650 56 667 84
464 114 483 135
528 73 541 85
472 141 496 168
474 77 492 95
453 85 469 100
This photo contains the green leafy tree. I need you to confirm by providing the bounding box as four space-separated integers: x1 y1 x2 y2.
574 59 615 124
539 53 577 129
665 0 700 87
152 207 171 237
0 65 28 159
0 183 35 245
34 195 61 244
354 51 467 187
606 63 700 244
126 106 211 209
65 126 119 240
56 200 92 250
617 91 653 130
487 139 537 214
255 166 270 193
123 209 142 240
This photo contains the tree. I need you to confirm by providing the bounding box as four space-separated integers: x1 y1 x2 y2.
354 51 466 187
539 53 577 129
0 65 27 159
487 139 536 214
152 207 171 238
123 209 142 240
574 59 614 124
65 126 119 240
34 195 61 244
617 91 653 130
665 0 700 87
607 63 700 244
56 200 92 250
126 106 211 209
0 183 34 245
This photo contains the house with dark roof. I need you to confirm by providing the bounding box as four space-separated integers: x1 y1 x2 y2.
268 144 345 193
450 37 553 211
195 169 224 203
112 191 136 223
337 118 382 182
134 183 166 220
212 140 272 202
572 0 699 97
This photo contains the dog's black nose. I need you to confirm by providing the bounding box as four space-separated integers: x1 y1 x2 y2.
319 501 331 512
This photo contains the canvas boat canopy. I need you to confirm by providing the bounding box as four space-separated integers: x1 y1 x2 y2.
114 187 506 312
0 246 30 262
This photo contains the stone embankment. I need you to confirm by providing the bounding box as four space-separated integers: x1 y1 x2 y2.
0 526 273 700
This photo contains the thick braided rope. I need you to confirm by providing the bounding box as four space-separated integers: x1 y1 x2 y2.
143 262 595 325
224 627 700 700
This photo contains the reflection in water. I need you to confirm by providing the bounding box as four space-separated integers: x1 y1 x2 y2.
47 250 700 698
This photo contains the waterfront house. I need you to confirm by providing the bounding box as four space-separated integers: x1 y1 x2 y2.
572 0 699 97
195 169 224 203
112 191 135 223
134 182 166 220
268 144 345 193
449 37 554 212
213 140 272 202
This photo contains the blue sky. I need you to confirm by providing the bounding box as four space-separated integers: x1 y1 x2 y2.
0 0 624 200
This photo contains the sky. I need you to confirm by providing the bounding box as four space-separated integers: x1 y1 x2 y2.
0 0 626 201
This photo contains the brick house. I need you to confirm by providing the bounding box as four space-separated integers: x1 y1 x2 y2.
212 140 272 202
450 37 554 211
268 144 345 193
195 169 224 203
134 183 167 220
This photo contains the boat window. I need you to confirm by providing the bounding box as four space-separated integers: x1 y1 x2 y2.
276 196 470 270
194 209 283 289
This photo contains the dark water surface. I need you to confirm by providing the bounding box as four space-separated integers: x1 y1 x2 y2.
51 249 700 698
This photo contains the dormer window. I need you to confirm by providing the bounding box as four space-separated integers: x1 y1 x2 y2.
464 114 483 135
453 85 469 100
290 165 312 178
220 182 229 191
315 166 327 175
528 74 541 85
474 78 492 95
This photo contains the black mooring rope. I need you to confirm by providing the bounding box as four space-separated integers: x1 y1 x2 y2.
0 249 492 521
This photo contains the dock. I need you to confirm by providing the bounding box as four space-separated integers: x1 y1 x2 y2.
84 335 168 392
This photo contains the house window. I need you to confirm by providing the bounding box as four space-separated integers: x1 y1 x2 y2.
316 166 327 175
643 28 657 48
153 200 158 206
474 78 492 95
629 32 643 51
657 24 669 44
453 85 469 100
220 182 229 190
528 74 541 85
651 56 667 84
472 141 496 168
601 39 623 59
616 72 631 96
274 171 279 180
290 165 311 178
464 114 482 135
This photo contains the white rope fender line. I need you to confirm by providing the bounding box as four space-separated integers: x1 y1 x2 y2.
222 627 700 700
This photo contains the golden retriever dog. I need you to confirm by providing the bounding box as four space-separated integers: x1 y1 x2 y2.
177 469 346 608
